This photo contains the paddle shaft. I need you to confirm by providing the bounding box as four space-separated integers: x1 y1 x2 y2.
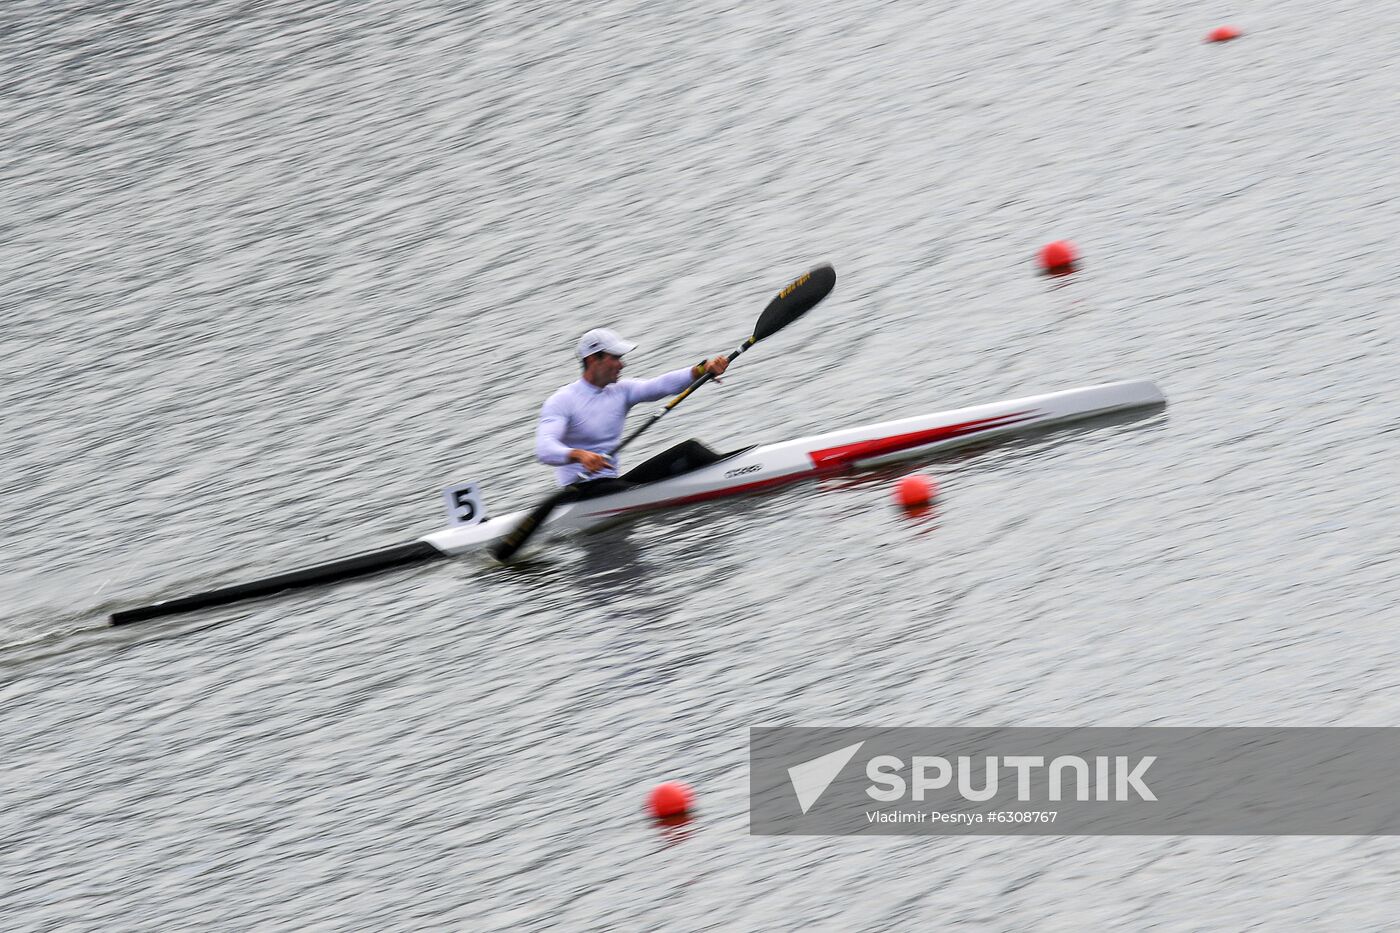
612 337 754 458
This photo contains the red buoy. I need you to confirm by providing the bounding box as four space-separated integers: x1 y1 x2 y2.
1039 240 1079 272
895 474 937 509
647 782 694 819
1206 25 1242 42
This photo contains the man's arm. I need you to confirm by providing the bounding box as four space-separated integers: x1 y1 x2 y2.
622 357 730 404
535 396 574 466
620 367 692 404
536 395 611 473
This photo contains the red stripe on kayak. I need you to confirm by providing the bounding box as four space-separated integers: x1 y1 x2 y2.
806 410 1038 470
586 410 1040 518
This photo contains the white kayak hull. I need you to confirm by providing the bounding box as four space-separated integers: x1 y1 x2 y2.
425 379 1165 556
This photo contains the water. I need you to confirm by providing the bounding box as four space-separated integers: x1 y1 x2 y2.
4 0 1399 928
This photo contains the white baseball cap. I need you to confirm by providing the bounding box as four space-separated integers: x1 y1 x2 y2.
576 327 636 359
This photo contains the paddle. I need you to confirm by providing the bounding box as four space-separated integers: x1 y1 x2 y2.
490 263 837 563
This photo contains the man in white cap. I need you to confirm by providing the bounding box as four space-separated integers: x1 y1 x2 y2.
535 327 730 489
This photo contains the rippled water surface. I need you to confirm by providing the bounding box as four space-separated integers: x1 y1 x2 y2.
4 0 1399 928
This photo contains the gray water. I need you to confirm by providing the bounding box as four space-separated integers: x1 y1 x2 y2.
4 0 1399 928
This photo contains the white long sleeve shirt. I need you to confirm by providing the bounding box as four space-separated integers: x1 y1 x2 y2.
535 368 693 485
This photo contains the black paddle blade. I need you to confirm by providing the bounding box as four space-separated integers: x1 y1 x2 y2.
490 485 580 563
752 263 836 342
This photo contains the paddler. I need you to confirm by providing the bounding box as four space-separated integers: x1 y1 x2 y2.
535 328 729 492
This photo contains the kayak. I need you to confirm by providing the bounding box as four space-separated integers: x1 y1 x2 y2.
427 378 1165 555
110 378 1164 625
